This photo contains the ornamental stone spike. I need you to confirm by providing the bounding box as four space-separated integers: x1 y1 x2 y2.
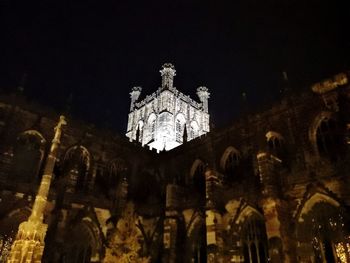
7 115 67 263
129 86 142 111
196 86 210 113
160 63 176 89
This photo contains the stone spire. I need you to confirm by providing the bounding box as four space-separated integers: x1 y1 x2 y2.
160 63 176 89
7 116 67 263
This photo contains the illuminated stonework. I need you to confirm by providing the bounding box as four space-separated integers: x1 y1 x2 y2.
7 116 66 263
126 63 210 151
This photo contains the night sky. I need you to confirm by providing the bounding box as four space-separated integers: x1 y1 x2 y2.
0 0 349 133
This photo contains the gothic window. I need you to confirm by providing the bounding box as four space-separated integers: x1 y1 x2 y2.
63 146 91 193
225 151 240 175
136 120 144 142
190 160 206 205
108 159 126 188
147 114 156 142
240 215 268 263
266 131 285 160
175 114 186 143
64 219 102 263
220 147 242 183
316 117 344 160
176 119 182 142
190 121 199 140
11 130 46 183
296 202 350 263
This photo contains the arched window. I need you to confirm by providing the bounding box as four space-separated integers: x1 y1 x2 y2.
190 121 199 140
220 147 241 183
146 114 156 143
316 117 343 160
225 151 240 175
296 201 350 263
63 146 91 193
11 130 46 183
266 131 285 160
64 218 102 263
240 214 268 263
108 159 126 186
175 114 186 143
136 120 144 143
190 159 206 205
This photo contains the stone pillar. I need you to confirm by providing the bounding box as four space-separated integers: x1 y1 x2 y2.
257 152 296 263
163 184 182 263
205 168 223 263
7 116 67 263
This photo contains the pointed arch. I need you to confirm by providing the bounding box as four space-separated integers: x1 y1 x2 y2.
20 130 47 145
64 145 91 170
137 120 144 142
233 203 268 263
265 131 284 149
296 192 340 223
309 111 345 160
63 145 91 192
220 146 240 171
189 121 199 140
175 113 186 143
63 215 104 262
146 113 157 142
265 131 286 160
309 111 334 149
11 130 47 182
235 204 264 225
190 159 205 179
184 209 206 263
265 131 284 142
189 159 206 206
294 189 350 262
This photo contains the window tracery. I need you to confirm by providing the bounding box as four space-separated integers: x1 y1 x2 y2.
316 117 343 160
297 202 350 263
240 215 268 263
63 146 91 193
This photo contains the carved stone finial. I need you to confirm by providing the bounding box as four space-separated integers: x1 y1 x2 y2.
160 63 176 89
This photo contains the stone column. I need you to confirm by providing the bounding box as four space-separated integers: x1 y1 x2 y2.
257 152 296 263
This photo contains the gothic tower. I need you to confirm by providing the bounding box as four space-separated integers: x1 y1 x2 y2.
126 64 210 152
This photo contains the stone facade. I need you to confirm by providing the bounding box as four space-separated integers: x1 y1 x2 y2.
0 71 350 263
126 64 210 151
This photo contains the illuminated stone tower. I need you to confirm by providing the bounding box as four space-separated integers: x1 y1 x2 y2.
126 63 210 151
7 116 67 263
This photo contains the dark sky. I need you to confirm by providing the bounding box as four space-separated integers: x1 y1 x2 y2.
0 0 349 133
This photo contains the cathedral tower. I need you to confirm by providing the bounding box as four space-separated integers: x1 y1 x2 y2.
126 64 210 152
